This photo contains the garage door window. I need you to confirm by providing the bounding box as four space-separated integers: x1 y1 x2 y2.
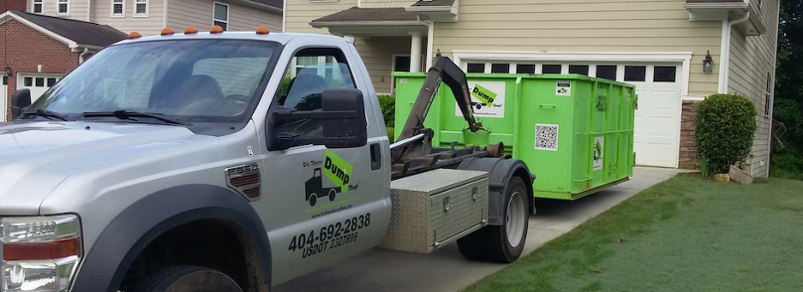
653 66 676 82
624 66 646 82
467 63 485 73
491 63 510 74
24 77 32 87
542 64 561 74
516 64 535 74
596 65 616 80
569 65 589 76
35 78 45 87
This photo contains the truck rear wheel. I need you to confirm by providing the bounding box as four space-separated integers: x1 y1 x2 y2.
133 266 243 292
458 177 529 263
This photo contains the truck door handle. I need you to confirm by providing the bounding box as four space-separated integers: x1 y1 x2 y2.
370 143 382 170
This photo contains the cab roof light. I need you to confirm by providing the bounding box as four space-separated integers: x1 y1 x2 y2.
210 25 224 34
256 26 270 35
161 27 175 36
184 26 198 34
128 32 142 39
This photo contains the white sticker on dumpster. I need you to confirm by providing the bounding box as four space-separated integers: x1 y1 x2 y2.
535 124 559 151
593 136 604 171
556 81 571 96
455 81 505 118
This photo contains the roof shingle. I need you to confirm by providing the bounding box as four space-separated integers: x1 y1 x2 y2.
312 7 419 23
248 0 283 9
11 11 127 47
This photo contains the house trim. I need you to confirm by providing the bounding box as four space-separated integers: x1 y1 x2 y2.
213 1 230 31
111 0 125 18
133 0 149 18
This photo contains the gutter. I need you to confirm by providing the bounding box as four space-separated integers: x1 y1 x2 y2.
79 48 90 64
311 20 428 28
684 2 749 10
718 11 751 93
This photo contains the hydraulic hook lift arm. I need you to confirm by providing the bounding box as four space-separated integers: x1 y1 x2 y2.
391 54 483 164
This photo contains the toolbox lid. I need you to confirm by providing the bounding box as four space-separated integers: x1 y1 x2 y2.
391 169 488 195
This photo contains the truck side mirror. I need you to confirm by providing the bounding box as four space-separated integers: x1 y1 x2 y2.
10 89 32 120
267 89 368 151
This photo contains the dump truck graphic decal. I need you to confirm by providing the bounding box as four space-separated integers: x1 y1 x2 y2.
305 168 342 207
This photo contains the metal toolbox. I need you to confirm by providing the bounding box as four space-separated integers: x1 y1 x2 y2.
379 169 489 253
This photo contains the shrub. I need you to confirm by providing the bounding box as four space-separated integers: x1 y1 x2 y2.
378 95 396 141
695 94 757 175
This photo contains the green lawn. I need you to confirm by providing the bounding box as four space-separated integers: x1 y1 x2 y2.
465 175 803 292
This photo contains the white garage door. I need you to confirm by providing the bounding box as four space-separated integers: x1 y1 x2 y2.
460 61 683 168
18 74 62 103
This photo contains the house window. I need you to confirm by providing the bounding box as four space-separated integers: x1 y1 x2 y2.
32 0 43 13
516 64 535 74
569 65 589 76
624 66 646 82
466 63 485 74
653 66 677 82
134 0 148 16
491 63 510 74
542 64 562 74
112 0 124 16
596 65 617 81
58 0 69 14
214 2 229 31
765 72 772 116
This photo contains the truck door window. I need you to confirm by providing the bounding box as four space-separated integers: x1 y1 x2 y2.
274 48 355 137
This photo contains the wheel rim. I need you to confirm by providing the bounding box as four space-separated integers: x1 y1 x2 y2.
506 191 526 248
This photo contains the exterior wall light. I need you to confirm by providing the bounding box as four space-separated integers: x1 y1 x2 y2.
703 50 713 74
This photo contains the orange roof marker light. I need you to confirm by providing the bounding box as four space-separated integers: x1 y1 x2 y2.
128 32 142 39
256 26 270 35
161 28 175 36
210 25 224 34
184 26 198 34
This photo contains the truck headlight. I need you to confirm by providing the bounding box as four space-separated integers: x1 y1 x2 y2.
1 215 82 292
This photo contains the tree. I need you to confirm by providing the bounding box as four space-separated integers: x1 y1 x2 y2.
772 0 803 178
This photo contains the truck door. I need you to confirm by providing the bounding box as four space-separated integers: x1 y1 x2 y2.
257 46 389 284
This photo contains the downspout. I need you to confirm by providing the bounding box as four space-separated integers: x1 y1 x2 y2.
86 0 91 22
79 48 90 64
163 0 169 28
282 0 286 32
718 11 750 93
767 0 782 177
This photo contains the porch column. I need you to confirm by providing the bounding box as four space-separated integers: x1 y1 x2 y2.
410 32 423 73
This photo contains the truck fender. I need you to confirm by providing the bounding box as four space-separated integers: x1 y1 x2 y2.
458 157 535 226
71 184 272 292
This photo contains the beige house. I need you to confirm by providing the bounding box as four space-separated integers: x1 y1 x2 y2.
26 0 283 36
284 0 779 177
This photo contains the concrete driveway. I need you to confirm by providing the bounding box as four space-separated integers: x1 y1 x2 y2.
275 167 684 292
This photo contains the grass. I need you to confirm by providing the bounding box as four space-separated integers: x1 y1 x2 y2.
464 175 803 292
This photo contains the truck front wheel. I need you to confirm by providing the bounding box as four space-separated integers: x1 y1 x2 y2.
458 177 529 263
133 266 243 292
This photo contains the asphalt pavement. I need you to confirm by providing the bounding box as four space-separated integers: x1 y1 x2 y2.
274 167 685 292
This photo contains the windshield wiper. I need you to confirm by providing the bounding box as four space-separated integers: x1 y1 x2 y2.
83 110 190 126
22 109 72 121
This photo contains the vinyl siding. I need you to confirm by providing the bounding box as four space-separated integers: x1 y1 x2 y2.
27 0 89 21
433 0 722 97
727 0 779 177
284 0 358 33
91 0 166 36
167 0 281 34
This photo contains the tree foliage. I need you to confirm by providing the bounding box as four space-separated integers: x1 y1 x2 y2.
696 94 757 175
772 0 803 178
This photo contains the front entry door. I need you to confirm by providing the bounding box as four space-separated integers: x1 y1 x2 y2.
258 46 387 285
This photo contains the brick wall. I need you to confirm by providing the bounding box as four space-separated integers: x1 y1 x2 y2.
679 100 701 170
0 0 28 13
0 19 80 119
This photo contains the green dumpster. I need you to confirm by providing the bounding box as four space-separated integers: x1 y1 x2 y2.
393 72 637 200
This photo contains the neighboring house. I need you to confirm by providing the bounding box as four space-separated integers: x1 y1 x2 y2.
284 0 780 177
0 11 127 122
23 0 283 36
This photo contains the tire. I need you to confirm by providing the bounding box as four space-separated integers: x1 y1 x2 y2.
309 193 317 206
457 229 486 261
481 176 529 263
328 189 337 201
133 266 242 292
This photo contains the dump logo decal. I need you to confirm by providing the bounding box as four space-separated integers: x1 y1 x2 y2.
455 81 506 118
324 150 353 193
556 81 571 96
593 136 604 171
471 84 497 107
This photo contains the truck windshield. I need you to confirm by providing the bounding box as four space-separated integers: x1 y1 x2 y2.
24 39 280 124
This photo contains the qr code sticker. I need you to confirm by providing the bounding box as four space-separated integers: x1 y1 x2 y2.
535 124 559 151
